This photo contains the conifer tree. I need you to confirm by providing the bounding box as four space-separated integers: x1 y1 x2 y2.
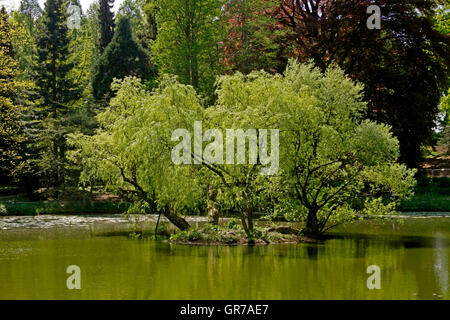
33 0 81 190
92 17 155 101
98 0 115 53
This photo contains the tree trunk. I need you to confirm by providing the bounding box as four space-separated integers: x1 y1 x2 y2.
207 185 220 225
246 207 254 232
304 208 320 237
240 213 249 235
163 206 190 231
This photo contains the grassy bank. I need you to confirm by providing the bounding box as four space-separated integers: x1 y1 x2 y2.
398 177 450 212
1 177 448 217
0 199 129 216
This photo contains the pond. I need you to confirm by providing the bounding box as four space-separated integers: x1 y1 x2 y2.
0 215 449 299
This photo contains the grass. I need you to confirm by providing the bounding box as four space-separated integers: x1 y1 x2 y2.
0 200 129 216
398 177 450 212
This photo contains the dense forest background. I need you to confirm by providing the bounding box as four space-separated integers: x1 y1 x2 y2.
0 0 449 203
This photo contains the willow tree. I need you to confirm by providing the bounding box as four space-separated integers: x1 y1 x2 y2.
202 61 416 237
70 73 279 234
71 61 416 236
274 61 417 236
69 76 205 230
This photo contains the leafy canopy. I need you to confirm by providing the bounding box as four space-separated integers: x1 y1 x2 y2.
72 61 416 235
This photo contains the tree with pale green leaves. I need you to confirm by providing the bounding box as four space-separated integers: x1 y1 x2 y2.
274 61 417 236
69 76 204 230
70 61 416 238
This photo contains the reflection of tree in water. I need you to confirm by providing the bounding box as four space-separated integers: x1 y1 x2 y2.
402 236 441 299
433 233 448 296
306 244 318 260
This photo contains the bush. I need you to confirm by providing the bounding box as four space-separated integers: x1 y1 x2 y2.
226 218 240 229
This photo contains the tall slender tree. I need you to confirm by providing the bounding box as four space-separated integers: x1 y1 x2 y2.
18 0 42 36
11 0 41 81
151 0 224 100
98 0 115 53
0 8 28 181
33 0 81 190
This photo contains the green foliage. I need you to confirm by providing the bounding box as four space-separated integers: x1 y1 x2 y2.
18 0 42 31
69 4 100 93
274 61 417 235
434 0 450 35
274 0 450 168
35 0 81 110
226 218 240 229
69 75 205 229
221 0 288 74
11 0 41 81
0 8 29 180
151 0 224 100
73 61 416 236
398 177 450 212
212 60 416 235
116 0 153 50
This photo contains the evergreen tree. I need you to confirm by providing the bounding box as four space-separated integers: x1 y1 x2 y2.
92 17 155 101
116 0 152 50
98 0 115 53
33 0 81 190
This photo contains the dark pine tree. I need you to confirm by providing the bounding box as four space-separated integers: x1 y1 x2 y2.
33 0 81 191
98 0 115 53
92 17 155 101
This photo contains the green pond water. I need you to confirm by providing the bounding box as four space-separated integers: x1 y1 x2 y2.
0 216 449 300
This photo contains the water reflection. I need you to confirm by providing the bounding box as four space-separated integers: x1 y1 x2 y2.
434 233 448 295
0 218 449 299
